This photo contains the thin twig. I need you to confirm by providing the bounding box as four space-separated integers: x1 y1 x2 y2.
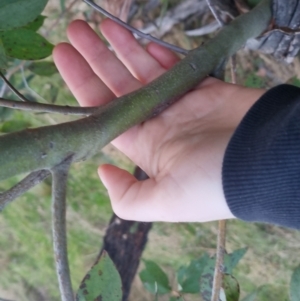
211 51 237 301
45 0 78 37
185 21 220 37
205 0 225 26
51 155 74 301
20 65 50 104
83 0 189 56
211 220 226 301
0 170 50 211
0 97 98 115
0 71 29 102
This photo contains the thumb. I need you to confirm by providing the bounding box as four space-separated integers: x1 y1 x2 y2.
98 164 166 221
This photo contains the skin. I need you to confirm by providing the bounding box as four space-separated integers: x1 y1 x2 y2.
53 19 265 223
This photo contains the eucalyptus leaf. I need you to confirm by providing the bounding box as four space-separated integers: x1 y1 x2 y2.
290 265 300 301
139 260 171 295
200 257 215 301
224 248 248 274
0 0 48 31
76 251 122 301
200 248 247 301
0 29 53 60
22 15 46 32
177 253 209 293
29 62 58 76
223 274 240 301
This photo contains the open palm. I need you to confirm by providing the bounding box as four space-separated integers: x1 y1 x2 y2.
53 19 264 222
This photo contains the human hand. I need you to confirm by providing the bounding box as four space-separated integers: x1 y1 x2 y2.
53 19 265 222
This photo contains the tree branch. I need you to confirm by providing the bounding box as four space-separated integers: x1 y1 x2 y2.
0 170 50 211
205 0 225 26
0 98 98 115
211 220 227 301
0 71 29 102
0 0 272 182
83 0 189 56
51 155 74 301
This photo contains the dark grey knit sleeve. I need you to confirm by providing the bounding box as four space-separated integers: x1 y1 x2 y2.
222 84 300 229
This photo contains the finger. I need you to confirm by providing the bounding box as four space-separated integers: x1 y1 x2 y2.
100 19 167 83
146 42 180 69
53 43 115 107
67 20 141 97
98 164 166 221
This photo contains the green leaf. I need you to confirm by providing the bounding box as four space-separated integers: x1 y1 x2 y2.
199 248 247 301
0 38 7 70
1 120 30 133
60 0 66 12
0 29 53 60
290 265 300 301
76 251 122 301
29 62 58 76
177 253 209 293
22 15 46 32
240 291 258 301
244 74 265 88
224 248 248 274
223 274 240 301
139 260 171 295
0 107 13 121
0 0 48 31
200 257 215 301
246 0 261 8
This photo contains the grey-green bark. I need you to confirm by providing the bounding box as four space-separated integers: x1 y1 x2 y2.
0 0 272 181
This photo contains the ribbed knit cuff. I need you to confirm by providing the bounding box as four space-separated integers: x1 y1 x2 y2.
222 84 300 229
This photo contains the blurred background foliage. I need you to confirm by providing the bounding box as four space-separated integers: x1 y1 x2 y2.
1 0 300 300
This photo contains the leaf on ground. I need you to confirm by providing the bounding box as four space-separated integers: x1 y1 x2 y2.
0 29 53 60
0 0 48 30
223 274 240 301
76 251 122 301
139 260 171 295
22 15 46 32
290 265 300 301
29 62 58 76
177 253 209 293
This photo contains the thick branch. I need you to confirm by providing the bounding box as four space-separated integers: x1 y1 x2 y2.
0 98 98 115
51 156 74 301
0 170 50 211
0 0 272 181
